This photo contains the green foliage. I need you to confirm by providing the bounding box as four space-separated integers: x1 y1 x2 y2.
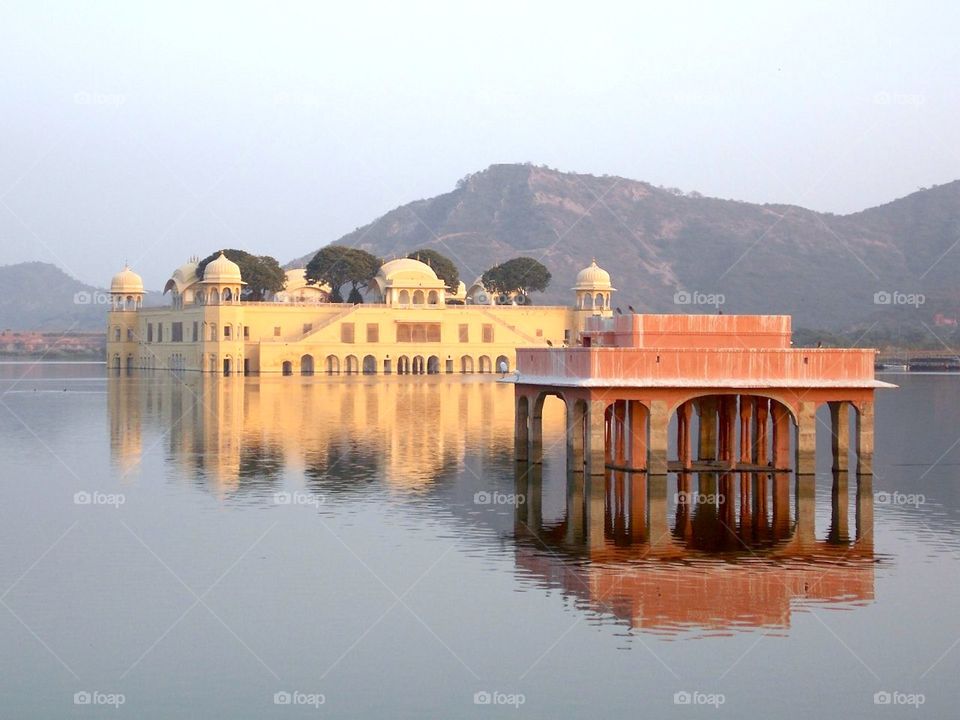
305 246 382 302
197 249 286 301
347 286 364 304
407 248 459 291
481 257 551 296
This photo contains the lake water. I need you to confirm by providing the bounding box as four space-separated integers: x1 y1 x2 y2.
0 364 958 718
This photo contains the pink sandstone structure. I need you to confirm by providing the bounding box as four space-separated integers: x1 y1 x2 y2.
512 313 895 475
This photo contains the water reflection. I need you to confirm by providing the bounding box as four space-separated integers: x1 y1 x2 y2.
513 466 877 637
109 373 878 638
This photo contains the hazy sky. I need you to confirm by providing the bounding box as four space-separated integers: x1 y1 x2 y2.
0 1 957 289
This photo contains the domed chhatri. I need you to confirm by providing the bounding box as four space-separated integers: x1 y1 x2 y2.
203 252 244 284
573 259 615 313
372 257 446 306
573 258 614 290
110 265 144 294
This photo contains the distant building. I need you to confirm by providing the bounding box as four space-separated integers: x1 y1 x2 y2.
106 255 615 375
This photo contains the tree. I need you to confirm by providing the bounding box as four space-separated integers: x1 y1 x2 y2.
481 257 551 297
305 246 381 303
407 248 459 292
197 249 286 301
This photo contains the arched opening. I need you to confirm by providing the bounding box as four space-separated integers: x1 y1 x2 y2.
345 355 359 374
412 355 425 374
427 355 440 374
496 355 510 373
478 356 492 373
363 355 377 374
112 354 121 371
300 354 314 375
413 290 425 305
397 356 410 374
223 356 232 376
196 289 206 305
126 354 134 371
383 358 392 374
595 292 604 308
326 355 340 374
211 288 220 305
223 287 232 303
398 290 410 305
282 361 293 376
428 290 439 305
460 355 474 374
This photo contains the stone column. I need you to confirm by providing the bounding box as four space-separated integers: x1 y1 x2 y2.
772 473 790 540
647 474 668 547
829 401 850 472
755 399 769 466
856 473 874 549
565 472 585 545
567 399 585 472
739 396 753 465
795 401 817 475
855 401 874 475
771 402 791 470
679 401 693 470
724 396 738 469
530 397 543 465
796 475 816 546
648 400 670 475
697 397 718 461
628 401 648 471
587 400 608 475
586 473 607 550
614 400 627 466
515 394 529 462
604 406 613 465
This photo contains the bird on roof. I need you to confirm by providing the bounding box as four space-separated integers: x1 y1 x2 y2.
615 307 622 315
628 305 636 313
546 339 553 347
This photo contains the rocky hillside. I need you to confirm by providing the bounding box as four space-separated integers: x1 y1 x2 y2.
290 164 960 336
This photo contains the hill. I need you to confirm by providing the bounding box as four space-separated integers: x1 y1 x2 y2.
0 262 162 332
290 164 960 339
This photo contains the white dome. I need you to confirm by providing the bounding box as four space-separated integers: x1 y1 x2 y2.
111 265 144 294
164 260 199 294
573 258 613 290
376 257 440 284
203 252 243 284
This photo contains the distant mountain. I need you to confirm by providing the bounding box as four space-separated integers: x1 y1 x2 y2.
290 164 960 338
0 262 162 332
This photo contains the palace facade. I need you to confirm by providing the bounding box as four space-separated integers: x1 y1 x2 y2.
106 254 615 375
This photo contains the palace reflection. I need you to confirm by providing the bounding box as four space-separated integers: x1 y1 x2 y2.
107 373 533 496
513 467 876 635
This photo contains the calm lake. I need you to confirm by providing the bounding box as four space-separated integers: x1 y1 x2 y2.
1 363 958 718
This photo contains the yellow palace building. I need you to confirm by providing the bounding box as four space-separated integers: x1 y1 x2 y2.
106 254 615 375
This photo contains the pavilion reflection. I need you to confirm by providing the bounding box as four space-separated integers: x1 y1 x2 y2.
513 467 876 635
